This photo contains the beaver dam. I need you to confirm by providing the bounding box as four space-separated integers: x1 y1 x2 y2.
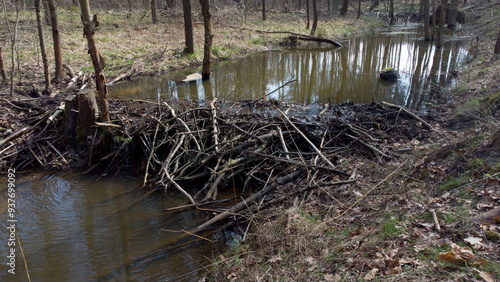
1 88 440 277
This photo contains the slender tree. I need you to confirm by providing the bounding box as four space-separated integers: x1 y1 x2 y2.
341 0 348 16
357 0 361 18
46 0 63 83
0 47 6 83
182 0 194 54
447 0 459 29
35 0 51 93
199 0 213 80
495 30 500 54
423 0 430 40
310 0 318 35
436 0 447 49
78 0 110 123
389 0 395 24
151 0 158 23
262 0 266 20
306 0 310 29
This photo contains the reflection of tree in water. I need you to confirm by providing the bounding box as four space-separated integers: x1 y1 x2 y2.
109 29 469 110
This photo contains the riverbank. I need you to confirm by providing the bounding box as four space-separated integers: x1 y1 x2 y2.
203 1 500 282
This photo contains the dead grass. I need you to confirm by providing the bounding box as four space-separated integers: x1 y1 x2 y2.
0 5 383 88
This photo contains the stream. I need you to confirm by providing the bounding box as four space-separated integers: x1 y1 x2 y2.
0 172 229 281
110 25 469 110
1 25 471 281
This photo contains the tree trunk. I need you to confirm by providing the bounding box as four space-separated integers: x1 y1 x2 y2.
306 0 310 29
423 0 430 41
389 0 395 24
8 3 20 96
46 0 64 83
151 0 158 23
182 0 194 54
262 0 266 20
357 0 361 18
35 0 51 93
436 0 447 49
310 0 317 35
495 29 500 54
199 0 213 80
447 0 459 29
0 47 6 83
373 0 379 7
341 0 348 16
78 0 110 124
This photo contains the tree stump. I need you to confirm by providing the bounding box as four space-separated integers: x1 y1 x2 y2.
65 89 98 139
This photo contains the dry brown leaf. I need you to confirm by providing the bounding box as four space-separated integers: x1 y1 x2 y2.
363 268 379 280
438 243 475 264
387 266 402 275
267 256 282 264
324 274 342 282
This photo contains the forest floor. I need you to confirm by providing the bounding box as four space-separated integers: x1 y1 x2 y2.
0 1 499 281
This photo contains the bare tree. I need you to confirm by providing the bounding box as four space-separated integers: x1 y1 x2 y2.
357 0 361 18
423 0 430 40
199 0 213 80
310 0 318 35
495 29 500 54
35 0 51 93
78 0 110 123
447 0 459 29
436 0 447 49
341 0 348 16
151 0 158 23
0 47 6 83
46 0 64 83
306 0 310 29
2 0 20 96
182 0 194 54
262 0 266 20
389 0 395 24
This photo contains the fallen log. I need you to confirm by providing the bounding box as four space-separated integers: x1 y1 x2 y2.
230 26 343 47
193 168 306 233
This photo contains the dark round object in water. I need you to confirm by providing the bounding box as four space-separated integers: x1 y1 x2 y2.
380 68 399 82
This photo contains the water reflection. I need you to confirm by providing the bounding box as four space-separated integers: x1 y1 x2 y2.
0 173 216 281
109 25 469 110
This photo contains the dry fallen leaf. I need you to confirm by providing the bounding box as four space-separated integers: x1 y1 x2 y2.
438 243 475 264
363 268 379 281
324 274 342 282
464 236 483 249
267 256 282 264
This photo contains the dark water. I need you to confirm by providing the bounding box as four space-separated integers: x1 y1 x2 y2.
0 173 226 281
110 25 469 110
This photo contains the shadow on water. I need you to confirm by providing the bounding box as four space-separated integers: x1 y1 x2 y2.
0 173 223 281
110 25 469 110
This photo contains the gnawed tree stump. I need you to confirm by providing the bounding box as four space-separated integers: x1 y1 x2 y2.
65 89 99 139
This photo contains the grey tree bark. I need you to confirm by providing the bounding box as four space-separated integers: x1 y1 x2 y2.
310 0 317 35
199 0 213 80
46 0 64 83
423 0 431 41
35 0 51 93
182 0 194 54
151 0 158 23
78 0 110 124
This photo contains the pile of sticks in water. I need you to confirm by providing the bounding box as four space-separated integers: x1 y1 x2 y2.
113 98 430 232
1 95 432 232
